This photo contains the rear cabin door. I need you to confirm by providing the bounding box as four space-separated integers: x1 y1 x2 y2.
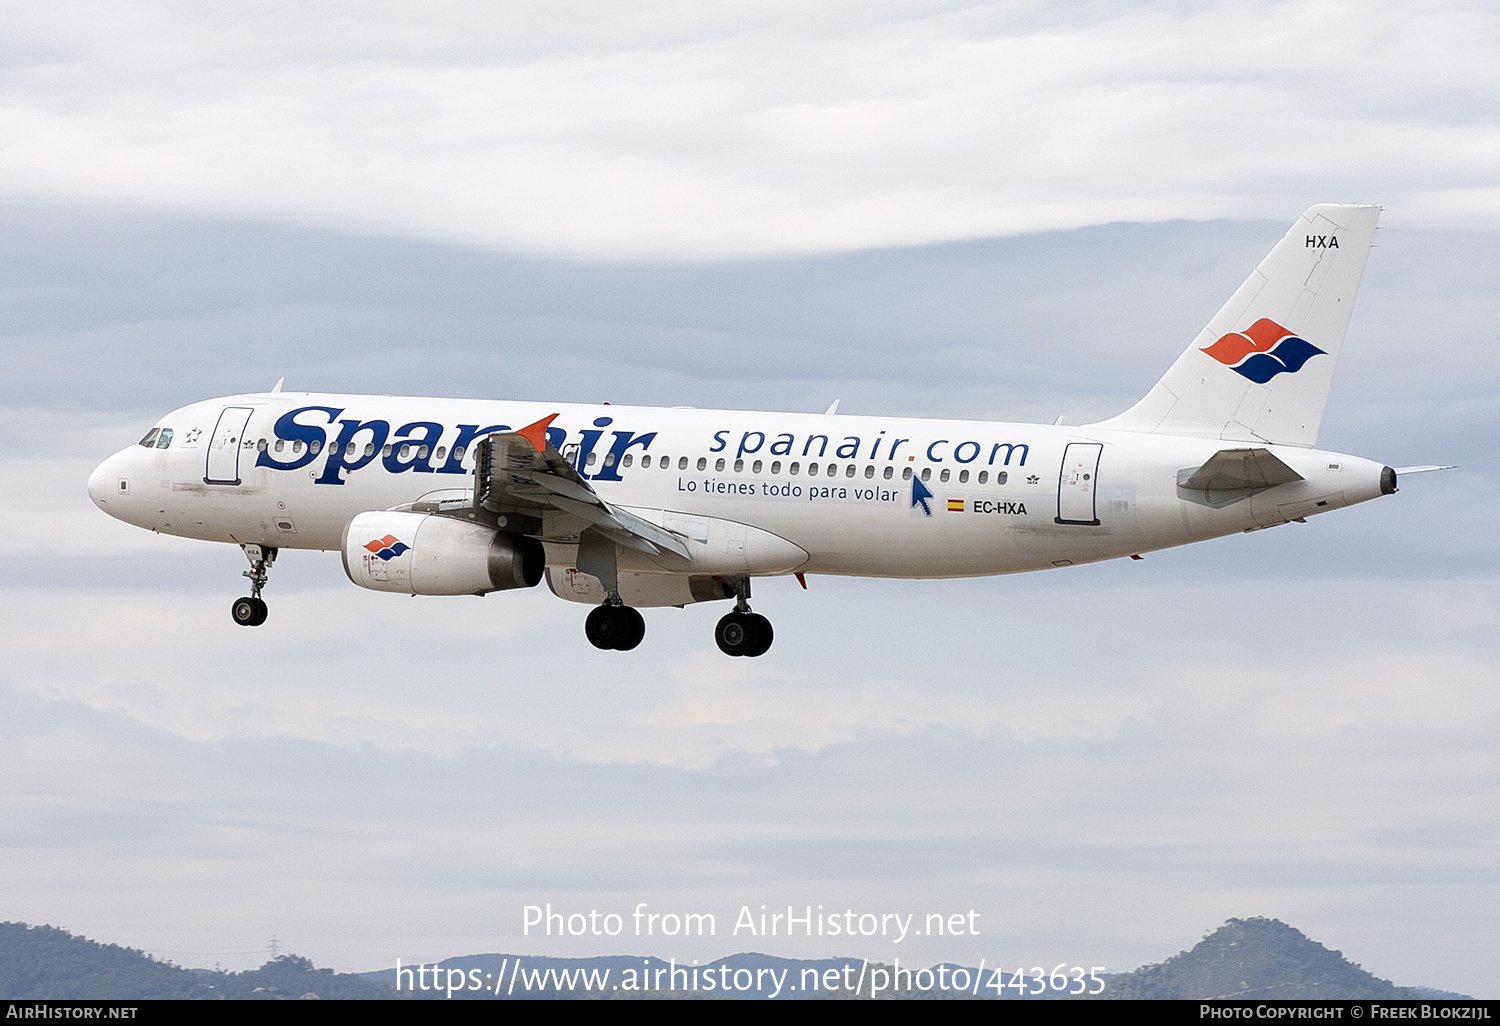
1056 442 1103 525
205 406 255 485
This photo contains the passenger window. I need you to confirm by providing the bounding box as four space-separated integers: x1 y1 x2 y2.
417 445 429 459
603 452 615 467
958 469 968 483
138 428 159 448
883 466 893 480
586 452 597 466
275 439 285 453
436 447 447 462
978 470 988 484
296 440 306 454
622 454 633 468
454 446 466 462
641 455 652 468
715 458 725 471
808 463 819 477
940 468 951 482
692 457 702 471
863 465 874 479
752 459 762 474
382 444 392 457
845 465 855 478
771 461 781 474
997 471 1008 485
399 445 411 460
346 442 357 457
902 467 913 481
308 440 319 454
156 428 173 449
921 467 931 482
734 459 744 472
363 443 375 457
257 439 268 452
790 462 800 475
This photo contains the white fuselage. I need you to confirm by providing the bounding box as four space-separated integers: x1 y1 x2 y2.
86 392 1390 580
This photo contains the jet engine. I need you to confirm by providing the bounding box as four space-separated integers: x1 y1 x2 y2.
341 510 543 596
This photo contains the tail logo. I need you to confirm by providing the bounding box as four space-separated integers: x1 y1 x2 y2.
1200 318 1325 384
362 535 410 561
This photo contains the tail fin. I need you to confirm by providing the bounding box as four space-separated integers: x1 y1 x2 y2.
1091 204 1381 447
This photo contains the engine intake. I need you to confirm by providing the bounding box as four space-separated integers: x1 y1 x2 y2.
342 510 543 595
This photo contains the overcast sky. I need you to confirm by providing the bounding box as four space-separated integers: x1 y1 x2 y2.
1 0 1497 998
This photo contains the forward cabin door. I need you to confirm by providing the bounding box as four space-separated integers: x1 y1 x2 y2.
204 406 255 485
1056 442 1102 525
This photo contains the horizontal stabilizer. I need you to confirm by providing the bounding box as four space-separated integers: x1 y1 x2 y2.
1177 448 1303 508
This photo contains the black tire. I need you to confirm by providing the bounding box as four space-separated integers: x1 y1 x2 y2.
615 607 646 651
714 611 759 657
744 613 773 657
585 605 620 649
231 596 260 627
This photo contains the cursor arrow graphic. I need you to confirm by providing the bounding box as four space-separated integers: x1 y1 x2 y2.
911 474 933 516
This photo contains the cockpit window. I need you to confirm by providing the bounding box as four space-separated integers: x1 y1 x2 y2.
138 428 159 448
156 428 174 449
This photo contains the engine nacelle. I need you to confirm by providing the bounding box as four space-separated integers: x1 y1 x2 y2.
342 511 543 596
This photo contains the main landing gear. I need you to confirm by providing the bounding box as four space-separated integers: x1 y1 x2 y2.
231 544 276 627
714 578 773 658
585 602 646 651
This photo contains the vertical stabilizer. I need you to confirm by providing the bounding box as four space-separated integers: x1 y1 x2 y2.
1090 204 1381 447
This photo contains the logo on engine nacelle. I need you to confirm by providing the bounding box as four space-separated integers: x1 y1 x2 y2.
362 535 410 560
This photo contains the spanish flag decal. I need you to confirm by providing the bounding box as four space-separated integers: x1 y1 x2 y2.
947 499 964 512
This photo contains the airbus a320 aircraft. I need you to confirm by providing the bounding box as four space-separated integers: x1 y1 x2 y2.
88 205 1441 657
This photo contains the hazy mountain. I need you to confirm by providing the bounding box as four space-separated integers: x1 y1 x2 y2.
1087 917 1435 1000
0 922 389 999
0 917 1470 999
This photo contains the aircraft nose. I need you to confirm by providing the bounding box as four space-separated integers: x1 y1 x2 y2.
88 450 127 512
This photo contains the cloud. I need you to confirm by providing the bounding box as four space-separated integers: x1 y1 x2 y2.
1 2 1499 257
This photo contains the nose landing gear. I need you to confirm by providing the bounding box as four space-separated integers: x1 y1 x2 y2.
231 544 276 627
714 577 773 657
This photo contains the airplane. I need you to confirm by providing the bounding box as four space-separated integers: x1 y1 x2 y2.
86 204 1445 657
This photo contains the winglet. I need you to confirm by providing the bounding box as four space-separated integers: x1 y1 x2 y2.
516 414 559 452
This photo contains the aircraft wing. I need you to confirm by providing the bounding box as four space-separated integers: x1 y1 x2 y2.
474 415 692 560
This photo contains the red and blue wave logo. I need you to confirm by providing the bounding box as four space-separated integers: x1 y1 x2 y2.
362 534 410 560
1200 318 1325 384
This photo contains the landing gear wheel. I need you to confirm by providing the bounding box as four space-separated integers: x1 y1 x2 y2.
585 605 619 649
715 611 757 657
231 596 267 627
744 613 773 657
585 604 644 650
615 607 646 651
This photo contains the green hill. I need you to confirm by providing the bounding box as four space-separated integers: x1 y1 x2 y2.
0 922 391 999
1091 917 1421 1000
